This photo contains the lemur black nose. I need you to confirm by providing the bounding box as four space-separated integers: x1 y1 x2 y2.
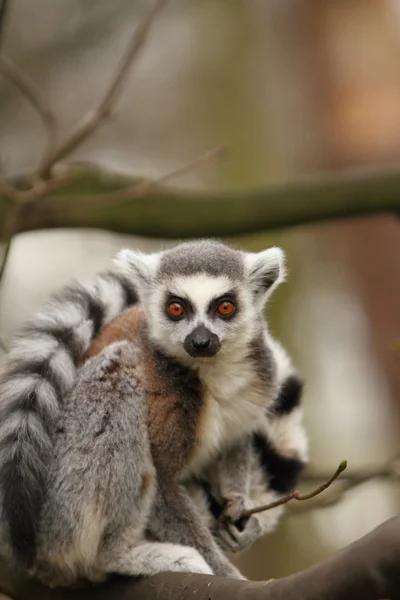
191 337 211 350
184 325 220 358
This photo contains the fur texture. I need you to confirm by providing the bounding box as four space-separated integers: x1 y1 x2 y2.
35 341 213 586
190 341 308 554
0 272 137 566
0 239 308 580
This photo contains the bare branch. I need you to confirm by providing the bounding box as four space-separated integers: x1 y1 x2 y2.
0 55 58 171
36 0 167 179
288 452 400 514
0 178 18 201
72 145 228 206
157 146 227 185
0 335 8 353
1 163 400 240
241 461 347 519
4 517 400 600
0 237 12 283
0 0 10 52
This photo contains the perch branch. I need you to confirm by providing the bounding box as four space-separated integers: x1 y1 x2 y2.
0 55 58 171
36 0 167 179
241 460 347 519
3 517 400 600
1 162 399 240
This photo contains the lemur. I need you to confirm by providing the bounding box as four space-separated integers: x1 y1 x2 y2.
0 240 307 584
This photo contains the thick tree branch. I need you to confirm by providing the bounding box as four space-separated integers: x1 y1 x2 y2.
0 163 399 241
2 517 400 600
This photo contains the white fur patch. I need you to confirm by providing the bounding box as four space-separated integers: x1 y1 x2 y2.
87 278 126 325
48 346 76 395
185 345 274 476
250 458 285 534
265 407 309 463
0 410 48 449
268 336 295 383
10 333 59 363
169 275 233 315
38 301 86 330
111 542 213 576
114 249 161 287
0 375 59 421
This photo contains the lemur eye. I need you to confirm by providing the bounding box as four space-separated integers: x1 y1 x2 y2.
216 301 235 318
167 302 185 320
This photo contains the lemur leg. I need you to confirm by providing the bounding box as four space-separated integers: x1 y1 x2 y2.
98 530 213 577
35 342 156 588
148 480 245 580
212 437 265 553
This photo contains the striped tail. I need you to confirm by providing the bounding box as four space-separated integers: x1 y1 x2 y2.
253 338 309 496
0 271 137 567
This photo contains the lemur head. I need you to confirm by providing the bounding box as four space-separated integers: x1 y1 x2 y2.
115 240 285 362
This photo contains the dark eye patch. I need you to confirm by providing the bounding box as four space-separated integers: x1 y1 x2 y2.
208 291 239 320
164 293 194 319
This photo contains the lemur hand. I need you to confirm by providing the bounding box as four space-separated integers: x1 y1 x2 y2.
214 493 264 553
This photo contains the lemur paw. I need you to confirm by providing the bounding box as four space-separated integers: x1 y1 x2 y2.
221 493 251 522
215 494 264 553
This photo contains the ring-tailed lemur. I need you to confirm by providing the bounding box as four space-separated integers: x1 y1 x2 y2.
0 240 307 584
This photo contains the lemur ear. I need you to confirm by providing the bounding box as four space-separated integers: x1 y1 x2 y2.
113 249 161 290
245 247 286 306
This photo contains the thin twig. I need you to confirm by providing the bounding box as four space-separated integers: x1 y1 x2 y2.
0 202 20 284
0 178 18 201
0 237 12 283
287 452 400 514
40 145 227 208
0 55 58 171
0 335 8 353
36 0 167 179
241 460 348 518
157 146 227 185
0 0 10 53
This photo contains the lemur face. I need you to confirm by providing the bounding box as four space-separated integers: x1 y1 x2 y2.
115 240 285 362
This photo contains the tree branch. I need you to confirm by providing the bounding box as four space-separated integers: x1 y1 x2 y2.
288 451 400 514
156 146 227 185
242 461 347 519
0 0 9 52
2 517 400 600
0 162 398 241
0 55 58 172
35 0 167 179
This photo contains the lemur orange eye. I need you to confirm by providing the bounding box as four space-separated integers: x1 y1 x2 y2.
167 302 185 319
217 301 235 318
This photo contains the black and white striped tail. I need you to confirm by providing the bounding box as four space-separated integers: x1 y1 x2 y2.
0 271 137 567
254 370 308 495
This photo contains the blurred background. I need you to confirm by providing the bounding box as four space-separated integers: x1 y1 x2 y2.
0 0 399 581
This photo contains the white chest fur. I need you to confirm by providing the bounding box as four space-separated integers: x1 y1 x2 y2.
183 354 273 477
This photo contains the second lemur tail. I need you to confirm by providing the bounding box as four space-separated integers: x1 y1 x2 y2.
253 338 309 495
0 271 138 568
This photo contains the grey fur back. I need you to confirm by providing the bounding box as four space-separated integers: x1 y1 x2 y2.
0 271 137 567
